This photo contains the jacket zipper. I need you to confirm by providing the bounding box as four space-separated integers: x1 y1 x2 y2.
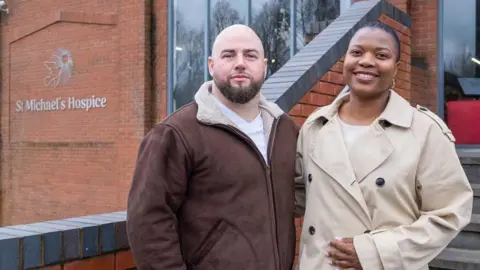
208 120 281 269
267 119 280 270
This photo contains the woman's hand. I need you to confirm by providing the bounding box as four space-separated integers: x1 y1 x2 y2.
326 237 363 270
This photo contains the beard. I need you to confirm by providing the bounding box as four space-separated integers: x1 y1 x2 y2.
214 74 264 104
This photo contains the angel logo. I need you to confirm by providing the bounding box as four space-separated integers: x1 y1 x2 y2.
44 48 73 88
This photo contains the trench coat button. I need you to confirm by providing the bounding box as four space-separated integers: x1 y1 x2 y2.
376 177 385 187
308 174 312 183
309 226 315 235
364 230 371 234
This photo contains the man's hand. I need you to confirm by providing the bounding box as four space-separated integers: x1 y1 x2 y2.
326 237 363 270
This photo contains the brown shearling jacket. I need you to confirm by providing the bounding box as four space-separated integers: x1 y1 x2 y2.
127 81 299 270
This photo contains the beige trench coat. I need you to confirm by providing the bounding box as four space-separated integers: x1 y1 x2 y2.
294 90 473 270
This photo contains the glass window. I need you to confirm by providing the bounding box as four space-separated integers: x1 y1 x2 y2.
251 0 291 77
172 0 206 110
296 0 341 52
442 0 480 145
211 0 247 38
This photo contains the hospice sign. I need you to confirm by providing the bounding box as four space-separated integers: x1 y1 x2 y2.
15 95 108 113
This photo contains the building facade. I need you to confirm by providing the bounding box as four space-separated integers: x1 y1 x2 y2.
0 0 477 228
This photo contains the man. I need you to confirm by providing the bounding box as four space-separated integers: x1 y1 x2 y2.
127 24 299 270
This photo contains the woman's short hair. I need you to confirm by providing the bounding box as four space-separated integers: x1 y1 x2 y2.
355 21 401 62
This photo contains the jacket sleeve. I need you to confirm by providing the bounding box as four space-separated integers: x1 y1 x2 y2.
127 124 191 270
294 127 306 217
354 123 473 270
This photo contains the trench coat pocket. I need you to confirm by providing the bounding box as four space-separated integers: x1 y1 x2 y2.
190 220 257 270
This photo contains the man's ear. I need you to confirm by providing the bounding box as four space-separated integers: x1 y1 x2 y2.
263 58 268 79
208 56 214 77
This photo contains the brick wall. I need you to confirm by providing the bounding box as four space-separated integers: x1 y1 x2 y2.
153 0 169 123
410 0 438 112
0 0 167 226
42 250 135 270
411 64 429 106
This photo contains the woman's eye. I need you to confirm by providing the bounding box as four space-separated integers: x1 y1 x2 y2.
377 53 389 59
350 50 361 56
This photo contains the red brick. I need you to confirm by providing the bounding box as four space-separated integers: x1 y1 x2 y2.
396 78 411 90
324 71 345 85
64 255 115 270
330 61 344 73
400 52 411 64
302 104 318 117
116 250 136 270
310 93 334 107
379 14 411 36
399 62 412 73
290 104 303 117
401 44 412 55
311 82 343 96
396 70 411 83
299 93 310 104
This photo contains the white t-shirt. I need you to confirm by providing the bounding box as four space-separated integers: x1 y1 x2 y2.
213 97 268 162
337 115 370 151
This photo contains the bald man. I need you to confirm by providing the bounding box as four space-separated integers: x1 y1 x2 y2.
127 24 299 270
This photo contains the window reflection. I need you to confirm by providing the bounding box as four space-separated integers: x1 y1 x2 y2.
296 0 340 51
252 0 291 77
443 0 480 145
211 0 247 38
173 0 206 109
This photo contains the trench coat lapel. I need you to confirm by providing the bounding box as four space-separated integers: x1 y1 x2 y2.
348 122 394 183
309 118 371 219
347 90 413 182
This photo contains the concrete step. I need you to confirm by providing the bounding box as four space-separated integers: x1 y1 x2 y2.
465 165 480 184
462 155 480 184
473 184 480 214
429 248 480 270
449 214 480 249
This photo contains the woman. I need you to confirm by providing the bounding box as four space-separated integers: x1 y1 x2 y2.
294 21 473 270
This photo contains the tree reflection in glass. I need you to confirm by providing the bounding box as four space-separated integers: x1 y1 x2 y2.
251 0 291 78
296 0 340 52
173 0 206 109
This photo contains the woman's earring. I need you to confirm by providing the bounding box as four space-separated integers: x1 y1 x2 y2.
391 77 396 90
